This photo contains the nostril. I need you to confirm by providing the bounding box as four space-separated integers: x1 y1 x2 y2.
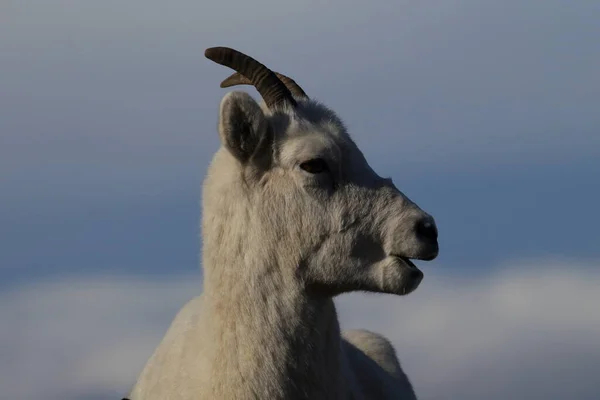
416 218 438 242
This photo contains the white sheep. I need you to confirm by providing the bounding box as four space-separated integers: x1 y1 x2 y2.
126 47 439 400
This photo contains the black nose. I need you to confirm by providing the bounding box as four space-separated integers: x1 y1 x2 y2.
416 218 438 242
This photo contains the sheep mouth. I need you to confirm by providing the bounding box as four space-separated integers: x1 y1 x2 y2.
391 256 424 277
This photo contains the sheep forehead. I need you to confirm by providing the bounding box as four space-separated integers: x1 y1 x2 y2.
272 99 357 165
265 98 350 136
278 133 340 167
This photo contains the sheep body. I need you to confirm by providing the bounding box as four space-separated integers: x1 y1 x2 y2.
129 296 417 399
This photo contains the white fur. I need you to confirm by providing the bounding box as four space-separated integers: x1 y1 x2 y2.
127 86 438 399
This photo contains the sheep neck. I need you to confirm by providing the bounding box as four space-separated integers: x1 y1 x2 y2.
203 257 347 399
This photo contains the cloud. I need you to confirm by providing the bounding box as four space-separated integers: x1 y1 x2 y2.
1 274 201 400
3 259 600 399
1 0 599 205
338 259 600 399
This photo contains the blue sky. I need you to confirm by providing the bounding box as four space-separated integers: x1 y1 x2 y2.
1 0 600 399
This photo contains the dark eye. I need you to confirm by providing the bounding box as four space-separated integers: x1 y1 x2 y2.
299 158 329 174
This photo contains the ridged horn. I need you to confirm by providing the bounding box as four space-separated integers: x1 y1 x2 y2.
221 71 308 100
204 47 296 109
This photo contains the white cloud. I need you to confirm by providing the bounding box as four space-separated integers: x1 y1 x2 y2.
338 259 600 399
3 259 600 399
1 275 202 400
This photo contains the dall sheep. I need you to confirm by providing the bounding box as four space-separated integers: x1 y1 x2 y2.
126 47 439 400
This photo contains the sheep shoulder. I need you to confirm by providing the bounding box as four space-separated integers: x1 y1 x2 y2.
342 329 418 400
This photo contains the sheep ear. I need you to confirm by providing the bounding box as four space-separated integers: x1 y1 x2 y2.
218 91 272 168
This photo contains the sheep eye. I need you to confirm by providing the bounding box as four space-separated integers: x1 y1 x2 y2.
299 158 329 174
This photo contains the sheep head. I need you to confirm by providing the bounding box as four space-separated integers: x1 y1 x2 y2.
203 47 438 297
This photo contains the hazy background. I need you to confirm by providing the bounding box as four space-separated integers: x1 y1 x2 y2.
2 0 599 399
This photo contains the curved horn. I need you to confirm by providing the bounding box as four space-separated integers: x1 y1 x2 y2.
221 71 308 99
204 47 296 109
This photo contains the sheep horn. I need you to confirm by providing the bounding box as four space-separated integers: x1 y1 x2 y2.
204 47 297 109
221 71 308 100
